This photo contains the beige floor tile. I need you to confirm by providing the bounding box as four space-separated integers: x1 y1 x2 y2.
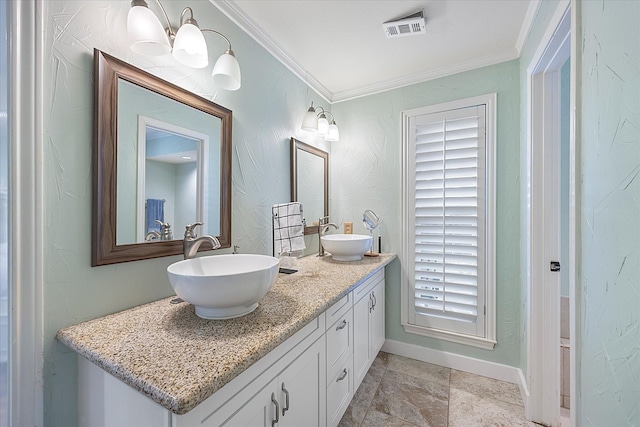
352 367 383 409
374 351 391 368
338 402 368 427
361 408 423 427
450 369 523 407
339 354 540 427
370 370 449 427
448 387 536 427
387 354 450 387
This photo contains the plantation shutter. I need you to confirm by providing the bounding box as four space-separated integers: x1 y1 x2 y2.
408 104 486 337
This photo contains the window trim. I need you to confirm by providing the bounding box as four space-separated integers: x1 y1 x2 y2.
401 93 497 350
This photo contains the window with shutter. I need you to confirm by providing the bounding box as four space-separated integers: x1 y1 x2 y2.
401 94 496 349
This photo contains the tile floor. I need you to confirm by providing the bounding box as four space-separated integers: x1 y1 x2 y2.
339 352 539 427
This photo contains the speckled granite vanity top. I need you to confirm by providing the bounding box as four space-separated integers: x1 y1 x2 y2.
57 254 395 415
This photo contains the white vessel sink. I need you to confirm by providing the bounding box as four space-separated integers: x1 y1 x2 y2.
321 234 373 261
167 254 280 320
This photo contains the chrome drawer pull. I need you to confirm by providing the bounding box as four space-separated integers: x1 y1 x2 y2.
336 368 348 382
281 382 290 415
335 319 347 331
271 393 279 426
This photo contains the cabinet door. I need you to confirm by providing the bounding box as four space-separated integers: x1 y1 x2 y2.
370 280 385 355
205 378 277 427
278 337 326 427
353 291 372 390
326 356 353 427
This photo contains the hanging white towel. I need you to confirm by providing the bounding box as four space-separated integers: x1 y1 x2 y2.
272 202 306 255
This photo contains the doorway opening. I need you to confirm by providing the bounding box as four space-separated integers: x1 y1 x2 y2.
526 3 575 427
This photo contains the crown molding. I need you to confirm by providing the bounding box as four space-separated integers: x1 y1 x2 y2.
516 0 542 56
210 0 332 103
331 48 519 103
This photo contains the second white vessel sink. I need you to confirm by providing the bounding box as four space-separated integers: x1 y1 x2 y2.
320 234 373 261
167 254 280 320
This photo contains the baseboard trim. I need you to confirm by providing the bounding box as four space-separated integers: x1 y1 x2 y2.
518 366 532 419
382 339 527 390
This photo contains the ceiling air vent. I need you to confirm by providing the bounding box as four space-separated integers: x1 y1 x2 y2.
383 10 426 39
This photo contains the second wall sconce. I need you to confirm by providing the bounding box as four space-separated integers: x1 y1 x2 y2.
127 0 241 91
301 102 340 142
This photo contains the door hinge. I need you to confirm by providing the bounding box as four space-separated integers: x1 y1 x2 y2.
484 305 486 315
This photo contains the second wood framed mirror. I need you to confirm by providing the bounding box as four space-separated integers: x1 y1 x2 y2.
290 138 329 235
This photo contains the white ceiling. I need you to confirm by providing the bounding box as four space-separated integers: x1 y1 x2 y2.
213 0 538 103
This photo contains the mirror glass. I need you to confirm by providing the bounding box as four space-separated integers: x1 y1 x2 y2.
363 209 380 254
92 50 231 266
363 209 380 231
116 79 221 244
290 138 328 235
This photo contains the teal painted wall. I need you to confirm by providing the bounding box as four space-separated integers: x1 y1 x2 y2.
579 1 640 424
331 60 521 367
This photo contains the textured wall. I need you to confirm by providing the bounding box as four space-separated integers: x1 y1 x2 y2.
42 1 328 426
579 1 640 425
331 59 522 367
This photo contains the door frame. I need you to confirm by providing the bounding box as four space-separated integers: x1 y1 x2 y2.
525 1 576 426
9 1 44 425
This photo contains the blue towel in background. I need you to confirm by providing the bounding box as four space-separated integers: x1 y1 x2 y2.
146 199 165 233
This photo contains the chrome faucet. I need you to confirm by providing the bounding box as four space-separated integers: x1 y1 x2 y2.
145 220 173 241
145 230 160 241
318 216 338 257
183 222 221 259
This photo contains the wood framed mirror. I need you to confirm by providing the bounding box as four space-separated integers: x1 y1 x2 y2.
92 49 232 266
290 138 329 235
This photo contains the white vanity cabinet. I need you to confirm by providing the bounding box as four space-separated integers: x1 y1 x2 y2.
79 315 326 427
204 336 326 427
353 270 385 390
75 264 389 427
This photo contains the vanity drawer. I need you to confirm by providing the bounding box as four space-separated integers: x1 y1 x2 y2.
352 269 384 303
326 309 353 381
325 293 351 327
326 356 353 427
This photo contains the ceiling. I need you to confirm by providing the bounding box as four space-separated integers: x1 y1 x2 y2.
213 0 537 103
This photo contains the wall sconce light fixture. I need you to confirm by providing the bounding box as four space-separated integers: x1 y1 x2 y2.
301 102 340 142
127 0 241 91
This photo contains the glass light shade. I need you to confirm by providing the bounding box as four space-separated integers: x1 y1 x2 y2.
127 5 171 55
212 51 242 90
172 23 208 68
301 107 318 131
324 123 340 141
317 115 329 135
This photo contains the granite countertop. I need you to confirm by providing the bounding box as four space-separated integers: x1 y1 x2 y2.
57 253 395 415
